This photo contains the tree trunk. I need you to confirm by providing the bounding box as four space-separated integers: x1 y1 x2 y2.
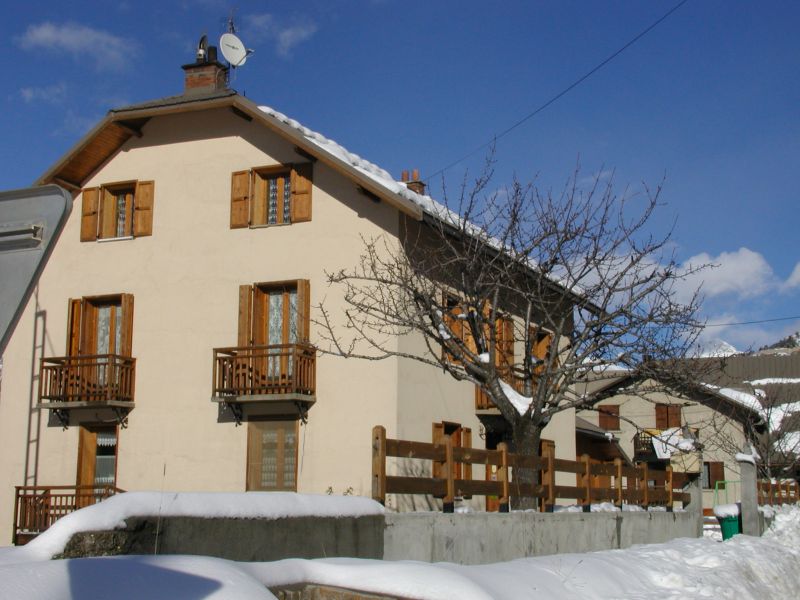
510 418 543 510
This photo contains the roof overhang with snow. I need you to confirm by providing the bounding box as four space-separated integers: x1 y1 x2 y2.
36 91 424 221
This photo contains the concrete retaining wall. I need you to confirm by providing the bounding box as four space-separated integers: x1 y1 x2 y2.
384 511 701 564
60 515 384 561
59 510 701 565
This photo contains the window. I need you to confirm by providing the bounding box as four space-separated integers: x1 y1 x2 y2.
702 461 726 490
598 405 621 430
80 181 155 242
441 295 514 369
247 420 298 491
237 280 310 347
77 425 118 495
67 294 134 358
230 164 312 229
655 403 681 429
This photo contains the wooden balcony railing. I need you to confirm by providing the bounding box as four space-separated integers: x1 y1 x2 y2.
38 354 136 406
212 343 316 399
634 428 700 460
13 485 123 545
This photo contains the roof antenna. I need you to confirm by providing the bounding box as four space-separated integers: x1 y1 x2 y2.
196 34 208 62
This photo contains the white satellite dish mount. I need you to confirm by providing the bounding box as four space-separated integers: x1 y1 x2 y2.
219 15 253 68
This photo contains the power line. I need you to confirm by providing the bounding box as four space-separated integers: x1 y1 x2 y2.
704 316 800 328
425 0 690 182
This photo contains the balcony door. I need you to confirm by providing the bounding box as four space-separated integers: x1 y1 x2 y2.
77 425 118 502
67 294 134 358
238 280 310 389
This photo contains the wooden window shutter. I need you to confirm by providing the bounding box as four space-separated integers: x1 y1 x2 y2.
655 404 669 430
99 187 118 239
710 462 726 490
462 427 473 483
230 170 252 229
66 298 83 355
80 188 99 242
290 163 313 223
496 316 514 372
667 405 681 428
296 279 311 342
119 294 135 356
76 426 97 487
598 405 620 430
238 284 254 346
133 180 155 237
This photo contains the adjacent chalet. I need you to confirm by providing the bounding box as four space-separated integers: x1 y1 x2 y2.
1 52 584 543
578 368 768 512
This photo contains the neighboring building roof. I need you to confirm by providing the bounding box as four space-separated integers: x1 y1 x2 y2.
575 416 632 465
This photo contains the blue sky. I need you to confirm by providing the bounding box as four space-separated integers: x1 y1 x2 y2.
2 1 798 351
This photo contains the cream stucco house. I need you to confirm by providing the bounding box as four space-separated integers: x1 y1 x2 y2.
0 53 581 543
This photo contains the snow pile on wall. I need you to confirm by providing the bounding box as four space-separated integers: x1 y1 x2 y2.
13 492 383 562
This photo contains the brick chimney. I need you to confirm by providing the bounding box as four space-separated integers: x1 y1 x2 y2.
401 169 426 195
182 45 228 95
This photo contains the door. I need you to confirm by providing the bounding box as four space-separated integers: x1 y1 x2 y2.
246 420 298 491
76 425 118 505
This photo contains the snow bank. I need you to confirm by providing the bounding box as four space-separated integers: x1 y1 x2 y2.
14 492 383 562
3 506 800 599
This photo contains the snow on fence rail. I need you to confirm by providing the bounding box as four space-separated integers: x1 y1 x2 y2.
757 479 799 506
371 426 691 512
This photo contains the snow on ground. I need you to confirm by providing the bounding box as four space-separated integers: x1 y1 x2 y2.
1 500 799 599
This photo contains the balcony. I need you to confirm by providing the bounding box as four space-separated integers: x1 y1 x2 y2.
475 374 526 411
38 354 136 425
13 485 123 545
633 428 700 463
212 343 316 420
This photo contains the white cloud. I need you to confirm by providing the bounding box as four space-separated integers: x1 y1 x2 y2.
783 262 800 291
17 22 135 71
244 13 318 57
56 110 99 137
19 82 68 104
678 247 777 302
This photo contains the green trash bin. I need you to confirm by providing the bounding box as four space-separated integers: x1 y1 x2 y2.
717 515 741 540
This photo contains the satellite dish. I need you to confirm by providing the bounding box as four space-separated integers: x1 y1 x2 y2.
219 32 250 67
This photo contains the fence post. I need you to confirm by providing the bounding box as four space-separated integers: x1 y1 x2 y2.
665 465 674 512
637 462 649 508
498 442 509 513
443 434 455 513
371 426 386 505
580 454 591 512
613 458 623 508
544 444 556 512
737 453 760 536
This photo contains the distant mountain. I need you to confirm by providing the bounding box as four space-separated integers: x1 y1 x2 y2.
697 339 738 358
760 332 800 351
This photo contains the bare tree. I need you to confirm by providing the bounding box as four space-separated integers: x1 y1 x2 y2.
316 163 706 507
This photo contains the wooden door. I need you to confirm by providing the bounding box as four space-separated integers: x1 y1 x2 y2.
76 425 118 504
246 420 298 490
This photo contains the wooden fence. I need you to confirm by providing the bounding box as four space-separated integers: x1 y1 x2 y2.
757 479 799 506
372 426 691 512
13 485 123 545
